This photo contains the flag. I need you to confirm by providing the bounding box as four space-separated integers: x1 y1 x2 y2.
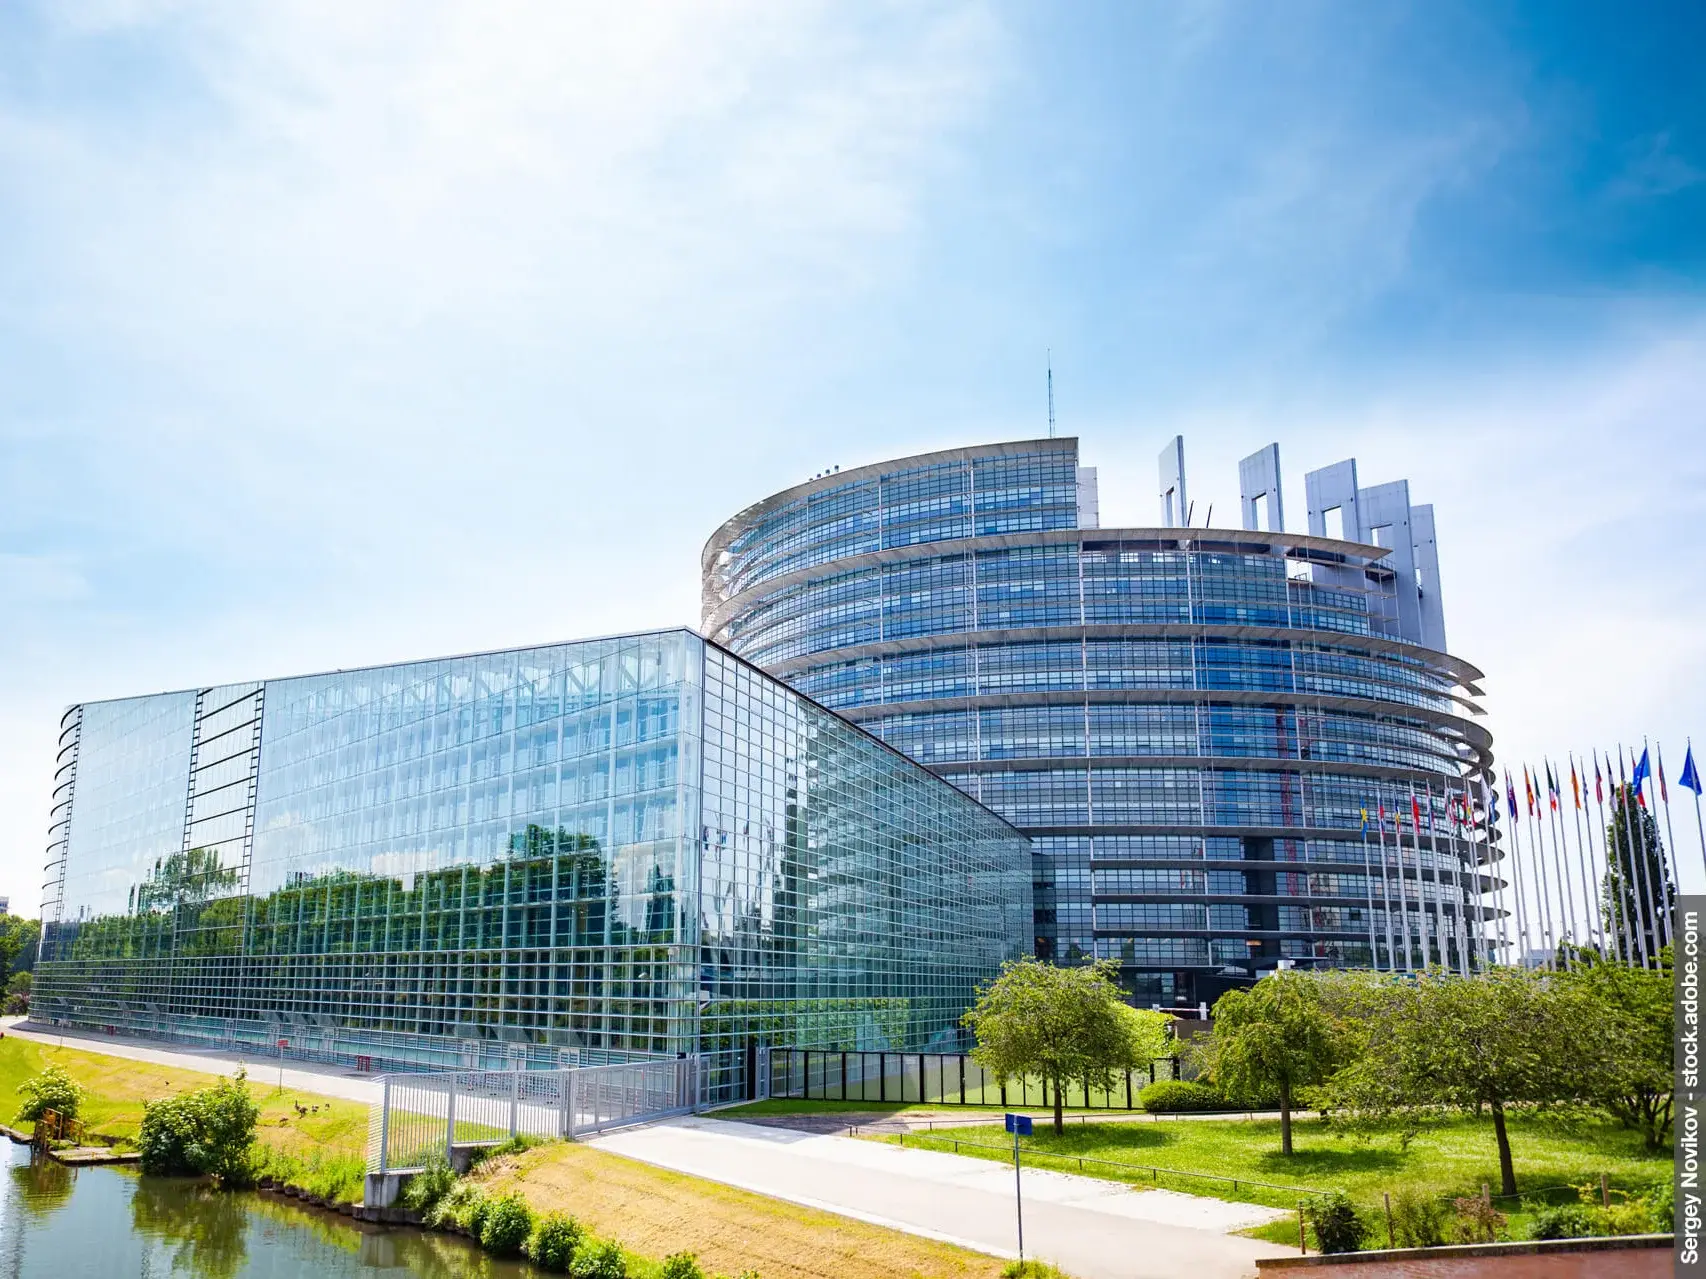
1411 795 1422 831
1360 807 1369 836
1524 768 1536 816
1570 761 1581 810
1595 756 1604 804
1546 763 1559 811
1632 747 1651 807
1660 755 1669 805
1504 771 1518 819
1682 745 1703 796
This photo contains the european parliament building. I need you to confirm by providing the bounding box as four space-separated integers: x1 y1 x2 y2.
704 438 1497 1006
34 630 1029 1101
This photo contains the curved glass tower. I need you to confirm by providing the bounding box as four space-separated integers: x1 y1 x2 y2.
704 438 1497 1006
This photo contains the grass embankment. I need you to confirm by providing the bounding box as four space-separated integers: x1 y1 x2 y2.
473 1141 1012 1279
0 1035 369 1199
879 1112 1672 1245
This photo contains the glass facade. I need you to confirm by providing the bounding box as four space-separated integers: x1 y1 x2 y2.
36 630 1030 1102
704 440 1498 1006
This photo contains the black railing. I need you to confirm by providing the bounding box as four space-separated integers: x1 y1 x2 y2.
768 1048 1179 1109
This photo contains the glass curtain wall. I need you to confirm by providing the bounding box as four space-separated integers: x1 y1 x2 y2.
37 630 1029 1099
704 440 1496 1007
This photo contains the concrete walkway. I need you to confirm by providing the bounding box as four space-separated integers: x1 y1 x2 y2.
591 1115 1291 1279
1 1018 381 1105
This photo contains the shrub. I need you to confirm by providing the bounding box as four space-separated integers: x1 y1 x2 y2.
1449 1196 1507 1244
1304 1190 1365 1254
465 1191 494 1239
658 1253 706 1279
137 1072 259 1185
426 1181 487 1233
528 1212 585 1272
569 1238 627 1278
1650 1180 1675 1232
401 1157 456 1214
16 1064 85 1122
1389 1187 1447 1248
481 1193 534 1257
1001 1263 1072 1278
1528 1204 1597 1241
1137 1080 1225 1113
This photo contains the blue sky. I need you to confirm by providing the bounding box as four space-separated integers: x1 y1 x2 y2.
3 1 1704 911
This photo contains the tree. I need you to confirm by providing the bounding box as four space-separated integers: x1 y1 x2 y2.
962 957 1166 1135
135 847 239 913
138 1071 260 1185
0 916 40 974
1336 968 1600 1196
1561 951 1673 1149
4 970 32 1015
1603 784 1672 962
1200 971 1341 1155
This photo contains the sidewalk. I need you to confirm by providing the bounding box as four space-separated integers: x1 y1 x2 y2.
1 1018 382 1105
591 1115 1290 1279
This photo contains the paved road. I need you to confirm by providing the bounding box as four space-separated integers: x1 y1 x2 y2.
1 1018 381 1105
592 1115 1290 1279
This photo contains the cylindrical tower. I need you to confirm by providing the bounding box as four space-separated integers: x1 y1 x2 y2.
703 438 1495 1007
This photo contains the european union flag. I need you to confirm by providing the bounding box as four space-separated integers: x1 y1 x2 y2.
1682 746 1703 797
1632 747 1652 791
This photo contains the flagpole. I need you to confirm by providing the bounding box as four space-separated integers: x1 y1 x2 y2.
1526 770 1555 969
1628 745 1664 960
1405 783 1425 968
1546 763 1577 964
1506 773 1532 967
1618 749 1653 968
1483 774 1512 966
1359 813 1380 973
1566 754 1601 959
1590 751 1629 966
1445 780 1470 977
1398 785 1420 970
1375 787 1397 972
1649 738 1677 944
1467 777 1489 971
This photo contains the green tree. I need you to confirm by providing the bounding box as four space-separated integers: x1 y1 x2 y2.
4 971 31 1015
962 957 1166 1135
1335 968 1599 1195
1602 784 1672 961
1199 971 1341 1155
135 847 238 913
0 916 40 974
138 1071 260 1185
1561 951 1673 1149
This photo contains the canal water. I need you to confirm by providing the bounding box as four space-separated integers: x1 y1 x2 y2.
0 1140 540 1278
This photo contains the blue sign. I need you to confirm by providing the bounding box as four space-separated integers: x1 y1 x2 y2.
1004 1112 1033 1136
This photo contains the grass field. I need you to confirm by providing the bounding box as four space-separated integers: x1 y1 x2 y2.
876 1110 1672 1245
0 1034 368 1164
475 1141 1014 1279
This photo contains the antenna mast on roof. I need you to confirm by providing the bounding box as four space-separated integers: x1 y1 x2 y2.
1047 351 1055 438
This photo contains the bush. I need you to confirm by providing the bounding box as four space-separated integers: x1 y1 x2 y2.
1449 1196 1507 1244
658 1253 706 1279
481 1193 534 1257
1389 1187 1447 1249
137 1072 259 1185
1138 1080 1225 1112
426 1181 487 1232
1001 1263 1072 1278
1528 1204 1597 1241
1650 1180 1675 1232
528 1212 586 1272
401 1157 456 1213
1304 1190 1365 1254
569 1238 626 1278
16 1064 85 1122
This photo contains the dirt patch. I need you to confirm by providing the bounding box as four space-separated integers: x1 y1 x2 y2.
479 1142 1008 1279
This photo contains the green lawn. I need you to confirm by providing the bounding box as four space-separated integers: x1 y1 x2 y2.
874 1111 1672 1245
722 1098 1139 1119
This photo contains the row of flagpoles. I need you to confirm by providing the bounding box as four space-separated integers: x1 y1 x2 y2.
1353 739 1703 974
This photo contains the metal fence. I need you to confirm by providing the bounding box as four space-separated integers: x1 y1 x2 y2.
366 1056 700 1173
768 1048 1179 1109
